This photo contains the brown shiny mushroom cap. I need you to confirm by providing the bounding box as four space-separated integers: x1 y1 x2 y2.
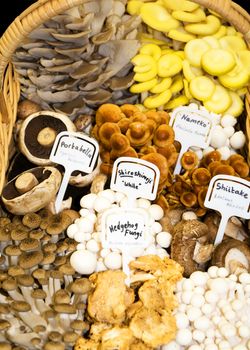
17 99 41 120
0 319 11 331
70 278 92 294
48 332 62 342
22 213 41 229
29 229 46 240
96 103 123 126
53 290 71 304
141 152 169 185
18 250 43 269
31 338 41 347
156 144 178 167
10 229 28 241
231 160 249 178
54 256 67 266
19 238 39 251
63 331 79 343
16 274 34 287
43 342 65 350
181 151 198 171
98 122 121 150
58 263 75 276
32 268 47 280
41 252 56 265
46 212 72 235
53 304 77 314
31 289 47 299
2 277 17 291
212 164 235 176
0 217 11 226
202 150 221 167
4 245 22 256
70 320 89 331
126 122 151 147
120 104 139 118
8 266 25 277
180 192 198 208
110 133 130 155
153 124 175 148
191 168 211 186
11 300 31 312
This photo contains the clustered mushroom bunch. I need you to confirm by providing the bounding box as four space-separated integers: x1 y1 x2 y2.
0 207 102 349
13 0 142 120
91 103 178 184
161 150 250 216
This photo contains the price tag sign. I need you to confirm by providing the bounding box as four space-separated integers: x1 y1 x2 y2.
204 175 250 245
101 207 149 284
110 157 160 202
50 131 99 213
170 106 214 174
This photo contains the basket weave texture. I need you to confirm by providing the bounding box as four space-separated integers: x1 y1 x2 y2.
0 0 249 193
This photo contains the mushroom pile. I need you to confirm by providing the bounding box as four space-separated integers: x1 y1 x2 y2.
0 208 98 349
13 1 142 120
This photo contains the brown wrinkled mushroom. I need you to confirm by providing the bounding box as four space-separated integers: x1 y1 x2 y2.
17 99 42 120
211 238 250 274
1 167 62 215
171 219 214 277
18 111 76 166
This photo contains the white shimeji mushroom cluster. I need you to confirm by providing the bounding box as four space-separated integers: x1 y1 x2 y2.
67 189 172 274
162 267 250 350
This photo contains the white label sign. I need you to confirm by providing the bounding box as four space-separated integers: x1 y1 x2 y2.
204 175 250 245
101 208 148 250
50 131 99 213
170 106 214 174
110 157 160 201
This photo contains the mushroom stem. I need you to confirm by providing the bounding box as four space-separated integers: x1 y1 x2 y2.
18 311 47 331
6 329 40 349
42 284 52 306
8 290 25 301
15 172 39 194
37 127 57 147
19 286 40 315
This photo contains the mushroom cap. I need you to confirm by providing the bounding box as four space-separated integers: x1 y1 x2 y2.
18 110 76 165
16 274 34 287
11 300 31 312
0 319 11 331
211 238 250 271
31 289 47 299
18 250 44 269
53 303 77 314
1 166 62 215
43 342 65 350
20 238 39 251
171 219 210 277
70 278 92 294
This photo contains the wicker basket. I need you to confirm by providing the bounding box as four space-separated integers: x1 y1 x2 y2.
0 0 249 194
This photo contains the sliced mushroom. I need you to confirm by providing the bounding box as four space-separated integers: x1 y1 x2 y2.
18 110 76 165
1 166 62 215
211 238 250 274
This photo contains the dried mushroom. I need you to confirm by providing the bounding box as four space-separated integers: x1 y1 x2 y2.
1 167 62 215
18 111 76 166
171 219 214 277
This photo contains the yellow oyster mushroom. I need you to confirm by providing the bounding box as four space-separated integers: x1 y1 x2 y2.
170 75 184 94
175 51 185 59
140 44 162 61
150 77 172 93
143 90 172 109
218 63 249 90
168 27 196 42
201 48 236 76
183 79 193 99
189 76 215 101
185 15 221 36
131 54 158 82
130 78 158 93
127 0 143 15
162 0 199 12
172 8 206 23
223 91 244 117
182 59 203 81
140 3 180 32
236 87 248 97
184 38 210 67
202 36 220 48
157 53 183 77
226 26 237 36
161 48 174 55
165 95 189 109
138 33 168 46
212 25 227 39
219 36 247 52
203 84 232 114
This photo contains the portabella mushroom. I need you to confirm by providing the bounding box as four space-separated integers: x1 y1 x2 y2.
170 219 214 277
18 111 76 166
211 238 250 274
1 166 62 215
